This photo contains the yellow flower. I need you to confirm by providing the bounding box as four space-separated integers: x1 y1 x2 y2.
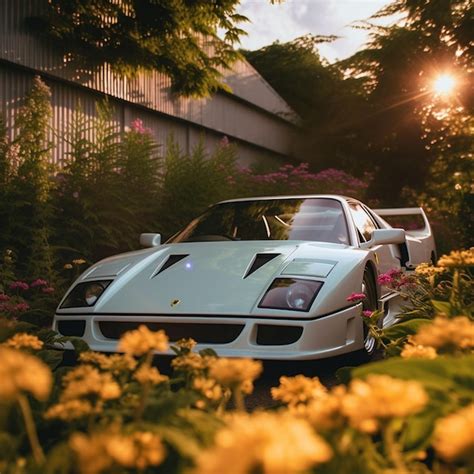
61 365 121 401
194 411 332 474
63 263 73 269
175 337 197 351
432 404 474 463
3 333 43 350
134 366 168 385
171 352 214 372
0 347 52 401
401 343 438 359
130 431 166 470
271 375 327 407
414 263 447 277
45 399 95 421
409 316 474 352
305 388 346 431
341 375 428 433
79 351 137 373
118 325 169 356
70 429 165 474
72 258 87 265
437 248 474 268
193 377 225 403
209 358 262 394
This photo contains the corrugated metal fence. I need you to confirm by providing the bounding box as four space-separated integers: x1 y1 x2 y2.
0 1 300 167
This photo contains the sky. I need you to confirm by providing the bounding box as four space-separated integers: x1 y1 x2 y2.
235 0 393 62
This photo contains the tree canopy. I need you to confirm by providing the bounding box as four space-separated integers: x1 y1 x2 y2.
245 0 472 209
26 0 250 96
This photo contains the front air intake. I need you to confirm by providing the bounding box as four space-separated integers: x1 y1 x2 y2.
244 253 280 278
153 254 189 277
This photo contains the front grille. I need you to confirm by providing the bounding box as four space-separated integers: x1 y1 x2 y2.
57 320 86 337
256 324 303 346
99 321 244 344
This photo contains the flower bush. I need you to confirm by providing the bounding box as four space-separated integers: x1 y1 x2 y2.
1 257 473 474
365 248 473 357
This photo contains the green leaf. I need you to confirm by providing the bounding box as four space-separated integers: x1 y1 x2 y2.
37 349 64 370
67 336 90 354
199 348 218 358
351 355 474 394
382 318 432 341
401 408 441 451
431 300 452 316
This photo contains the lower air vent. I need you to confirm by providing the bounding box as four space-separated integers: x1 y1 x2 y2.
57 320 86 337
256 324 303 346
99 321 244 344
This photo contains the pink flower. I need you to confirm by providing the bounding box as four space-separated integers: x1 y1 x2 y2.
377 273 393 285
0 293 10 302
362 310 374 318
394 277 416 290
387 268 403 278
42 287 55 294
9 281 29 291
130 118 152 135
12 302 30 312
346 292 366 302
220 136 230 147
31 278 48 288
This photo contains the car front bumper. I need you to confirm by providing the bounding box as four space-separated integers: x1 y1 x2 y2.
53 304 365 361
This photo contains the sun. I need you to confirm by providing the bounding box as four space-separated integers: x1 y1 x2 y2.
433 74 456 95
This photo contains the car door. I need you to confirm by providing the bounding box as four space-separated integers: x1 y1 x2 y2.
347 201 401 278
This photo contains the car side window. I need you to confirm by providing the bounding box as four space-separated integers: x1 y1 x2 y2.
348 202 377 242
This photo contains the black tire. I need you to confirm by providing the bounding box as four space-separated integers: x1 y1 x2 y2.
353 266 378 363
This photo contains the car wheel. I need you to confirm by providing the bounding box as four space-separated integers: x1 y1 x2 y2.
354 267 378 362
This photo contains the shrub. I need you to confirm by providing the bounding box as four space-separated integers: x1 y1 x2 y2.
156 136 239 238
2 77 57 282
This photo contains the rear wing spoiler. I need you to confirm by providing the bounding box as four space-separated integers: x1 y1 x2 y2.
373 207 432 237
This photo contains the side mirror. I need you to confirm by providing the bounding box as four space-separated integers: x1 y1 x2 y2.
360 228 405 249
140 233 161 248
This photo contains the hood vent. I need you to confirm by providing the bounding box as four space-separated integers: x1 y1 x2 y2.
153 254 189 277
244 253 281 278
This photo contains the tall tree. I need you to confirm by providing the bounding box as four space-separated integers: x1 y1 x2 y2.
244 35 369 173
341 0 473 203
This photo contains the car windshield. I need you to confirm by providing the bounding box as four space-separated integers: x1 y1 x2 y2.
169 198 350 244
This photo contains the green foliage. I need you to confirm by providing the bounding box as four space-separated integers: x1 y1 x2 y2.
3 77 56 281
26 0 249 97
246 1 472 248
244 36 370 175
157 136 239 238
52 103 163 262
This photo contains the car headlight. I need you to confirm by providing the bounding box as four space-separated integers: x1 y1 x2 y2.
60 280 112 308
258 278 323 312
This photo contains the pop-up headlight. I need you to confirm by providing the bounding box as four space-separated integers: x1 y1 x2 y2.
60 280 112 308
258 278 323 312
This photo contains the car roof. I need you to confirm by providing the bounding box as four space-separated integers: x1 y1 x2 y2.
217 194 353 204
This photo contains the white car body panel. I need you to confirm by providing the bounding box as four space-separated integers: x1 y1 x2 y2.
374 207 436 267
54 195 435 360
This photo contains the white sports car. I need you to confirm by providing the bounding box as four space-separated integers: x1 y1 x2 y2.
53 195 435 361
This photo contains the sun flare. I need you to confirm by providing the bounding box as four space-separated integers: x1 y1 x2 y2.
433 74 456 95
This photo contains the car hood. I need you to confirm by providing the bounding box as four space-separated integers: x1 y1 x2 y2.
60 241 369 318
